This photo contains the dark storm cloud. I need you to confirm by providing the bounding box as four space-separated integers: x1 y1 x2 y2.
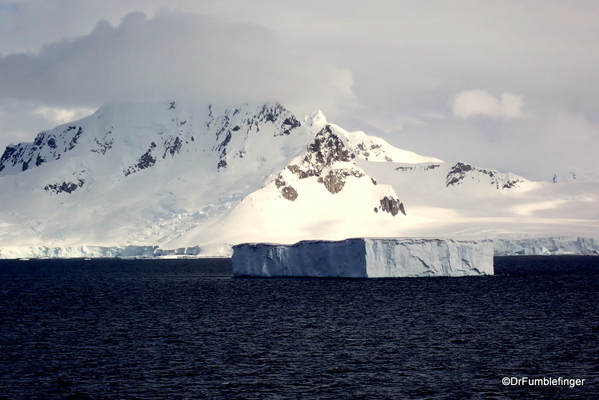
1 1 598 181
0 10 353 111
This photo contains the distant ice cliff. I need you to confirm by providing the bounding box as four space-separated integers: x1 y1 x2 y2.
491 237 599 256
1 236 597 260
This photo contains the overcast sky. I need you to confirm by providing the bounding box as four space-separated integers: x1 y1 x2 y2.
1 0 598 181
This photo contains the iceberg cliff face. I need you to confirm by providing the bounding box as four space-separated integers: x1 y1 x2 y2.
491 237 599 256
232 238 494 278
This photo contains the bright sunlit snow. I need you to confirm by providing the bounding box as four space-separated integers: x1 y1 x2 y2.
0 100 597 257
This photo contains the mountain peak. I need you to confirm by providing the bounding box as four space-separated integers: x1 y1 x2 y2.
0 99 595 254
305 110 327 130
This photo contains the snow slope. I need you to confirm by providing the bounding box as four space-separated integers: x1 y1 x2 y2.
0 99 597 257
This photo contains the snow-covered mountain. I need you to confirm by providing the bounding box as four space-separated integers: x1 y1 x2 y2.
0 100 597 257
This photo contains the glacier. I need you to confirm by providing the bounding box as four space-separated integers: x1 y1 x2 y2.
232 238 494 278
0 245 209 259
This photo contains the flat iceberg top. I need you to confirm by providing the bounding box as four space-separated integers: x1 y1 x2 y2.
233 237 494 278
233 237 486 247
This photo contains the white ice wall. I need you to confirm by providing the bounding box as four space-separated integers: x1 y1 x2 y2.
491 237 599 256
0 245 202 259
364 238 494 277
232 238 494 278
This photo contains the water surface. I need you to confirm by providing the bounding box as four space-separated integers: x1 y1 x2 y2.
0 256 597 399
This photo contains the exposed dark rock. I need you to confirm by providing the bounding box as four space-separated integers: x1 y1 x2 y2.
33 133 45 147
281 185 298 201
44 179 85 194
137 151 156 169
169 102 176 110
287 164 309 179
216 131 232 152
379 196 406 216
124 142 157 176
214 126 234 170
0 145 17 165
66 127 83 151
396 164 440 172
35 154 45 167
317 169 365 194
354 141 390 160
91 131 114 155
446 161 521 189
1 123 91 176
371 178 377 185
258 103 283 123
285 125 367 194
47 137 57 149
502 179 523 189
308 126 351 164
0 145 17 172
275 175 286 188
163 136 183 158
278 116 301 136
214 115 230 141
287 125 353 179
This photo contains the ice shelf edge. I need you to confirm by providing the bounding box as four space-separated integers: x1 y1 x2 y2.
232 238 494 278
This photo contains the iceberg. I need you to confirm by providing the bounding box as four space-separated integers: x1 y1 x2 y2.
491 237 599 256
232 238 494 278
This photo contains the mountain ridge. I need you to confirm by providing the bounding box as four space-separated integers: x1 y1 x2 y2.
0 99 597 255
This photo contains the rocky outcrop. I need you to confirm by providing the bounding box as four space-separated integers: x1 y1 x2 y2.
281 186 298 201
284 125 367 195
44 179 85 194
317 169 364 194
124 142 157 176
0 125 85 176
377 196 406 216
396 164 441 172
446 162 523 189
278 125 405 214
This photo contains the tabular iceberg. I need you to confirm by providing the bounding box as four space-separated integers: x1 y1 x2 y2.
491 237 599 256
232 238 494 278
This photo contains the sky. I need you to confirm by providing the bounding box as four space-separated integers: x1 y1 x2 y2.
1 0 598 181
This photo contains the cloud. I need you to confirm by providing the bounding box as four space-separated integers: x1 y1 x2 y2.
0 10 354 114
34 106 96 125
451 90 525 120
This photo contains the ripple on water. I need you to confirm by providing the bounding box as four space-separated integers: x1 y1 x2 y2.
0 256 598 399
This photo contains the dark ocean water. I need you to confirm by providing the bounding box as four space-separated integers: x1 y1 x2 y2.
0 256 598 400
